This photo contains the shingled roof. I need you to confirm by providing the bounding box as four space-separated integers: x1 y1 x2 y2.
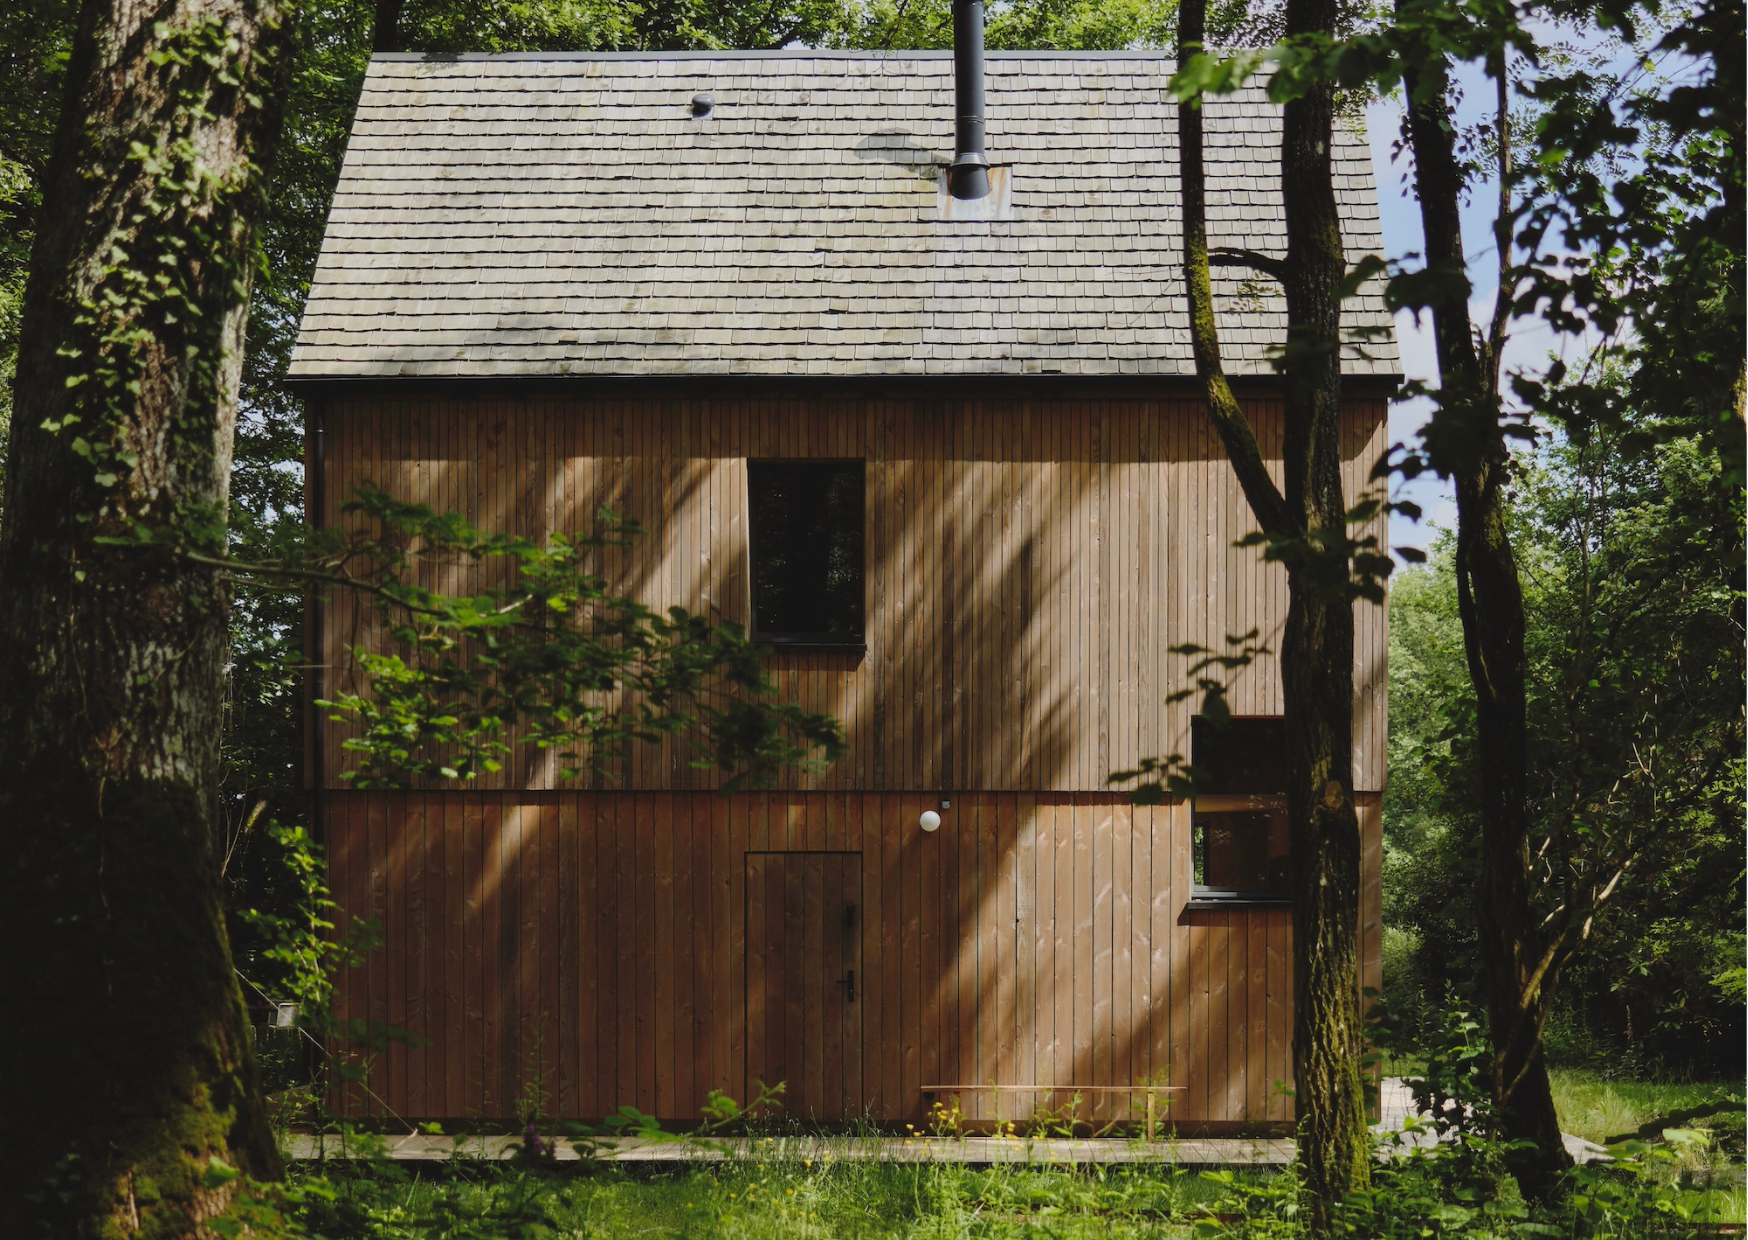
288 50 1399 381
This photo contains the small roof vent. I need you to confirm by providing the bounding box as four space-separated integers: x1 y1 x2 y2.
691 92 715 117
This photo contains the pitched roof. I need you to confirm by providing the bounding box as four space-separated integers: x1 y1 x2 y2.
288 50 1399 381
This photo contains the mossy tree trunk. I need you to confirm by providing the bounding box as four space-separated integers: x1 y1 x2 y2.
1176 0 1371 1228
1397 35 1573 1198
0 0 289 1234
1278 0 1372 1220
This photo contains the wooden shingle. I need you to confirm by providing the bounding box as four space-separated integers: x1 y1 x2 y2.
290 50 1399 379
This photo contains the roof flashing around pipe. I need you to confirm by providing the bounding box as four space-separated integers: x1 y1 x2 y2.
950 0 991 199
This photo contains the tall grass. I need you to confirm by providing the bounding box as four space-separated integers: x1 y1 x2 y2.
1548 1070 1745 1148
276 1072 1748 1237
291 1154 1260 1239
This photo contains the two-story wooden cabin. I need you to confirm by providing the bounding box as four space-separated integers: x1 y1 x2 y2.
289 47 1396 1133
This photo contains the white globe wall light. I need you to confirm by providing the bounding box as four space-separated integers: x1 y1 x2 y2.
919 810 942 833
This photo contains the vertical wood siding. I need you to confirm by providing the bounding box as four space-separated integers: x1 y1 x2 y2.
315 393 1389 794
328 789 1384 1127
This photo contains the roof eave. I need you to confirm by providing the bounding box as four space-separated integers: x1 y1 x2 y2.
282 370 1406 399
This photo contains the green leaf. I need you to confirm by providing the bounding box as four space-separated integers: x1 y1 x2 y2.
1167 49 1270 103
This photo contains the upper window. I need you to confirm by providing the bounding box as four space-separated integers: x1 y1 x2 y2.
748 461 865 648
1191 716 1289 903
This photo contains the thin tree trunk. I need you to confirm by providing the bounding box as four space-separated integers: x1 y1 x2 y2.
1398 39 1573 1198
0 0 288 1234
1177 0 1370 1227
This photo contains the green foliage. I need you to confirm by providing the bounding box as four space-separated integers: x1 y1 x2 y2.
1183 1012 1745 1238
0 0 74 510
1370 996 1495 1139
393 0 850 53
824 0 1180 53
1549 1072 1746 1157
228 816 397 1105
236 821 375 1016
1108 628 1273 803
1515 433 1744 1072
1169 46 1274 99
312 483 845 788
258 1155 1269 1239
1514 0 1745 488
1183 0 1746 491
1384 427 1746 1077
1233 493 1423 606
1557 1135 1739 1239
43 14 282 500
216 1128 1741 1239
1111 492 1419 807
987 0 1179 51
1379 542 1484 1030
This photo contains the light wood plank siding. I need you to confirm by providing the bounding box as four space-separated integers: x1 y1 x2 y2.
315 393 1389 794
327 789 1384 1127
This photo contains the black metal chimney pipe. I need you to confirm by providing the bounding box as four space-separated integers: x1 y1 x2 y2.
949 0 990 200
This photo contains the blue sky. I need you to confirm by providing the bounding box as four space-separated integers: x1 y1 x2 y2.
1361 31 1635 561
1368 93 1453 554
1365 90 1474 560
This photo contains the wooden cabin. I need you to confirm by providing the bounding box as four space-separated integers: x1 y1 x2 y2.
289 48 1397 1133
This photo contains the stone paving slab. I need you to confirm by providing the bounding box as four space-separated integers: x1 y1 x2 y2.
1375 1078 1611 1164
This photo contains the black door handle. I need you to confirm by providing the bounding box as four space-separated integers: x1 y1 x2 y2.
836 969 856 1003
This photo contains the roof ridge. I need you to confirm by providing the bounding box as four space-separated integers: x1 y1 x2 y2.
368 49 1181 62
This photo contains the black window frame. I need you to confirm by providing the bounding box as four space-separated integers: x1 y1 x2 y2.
1188 715 1290 909
746 458 868 653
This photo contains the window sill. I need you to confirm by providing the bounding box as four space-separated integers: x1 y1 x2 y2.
1184 895 1290 912
754 640 868 656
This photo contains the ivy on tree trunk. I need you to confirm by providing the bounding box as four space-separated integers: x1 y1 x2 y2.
0 0 290 1234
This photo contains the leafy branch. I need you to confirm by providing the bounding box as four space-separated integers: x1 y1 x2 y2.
300 484 845 789
1108 627 1273 804
100 480 845 790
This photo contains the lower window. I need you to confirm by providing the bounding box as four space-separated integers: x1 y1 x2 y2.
1190 716 1289 904
1192 806 1289 897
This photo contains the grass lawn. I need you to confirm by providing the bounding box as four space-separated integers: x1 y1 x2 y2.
1548 1070 1745 1150
276 1074 1747 1236
292 1157 1256 1239
1548 1069 1746 1226
282 1112 1748 1238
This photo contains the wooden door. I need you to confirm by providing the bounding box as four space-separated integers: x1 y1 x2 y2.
745 852 864 1122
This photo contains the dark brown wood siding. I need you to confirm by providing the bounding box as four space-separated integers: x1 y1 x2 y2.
327 789 1383 1126
314 393 1389 794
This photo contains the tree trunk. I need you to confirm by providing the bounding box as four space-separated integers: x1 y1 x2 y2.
0 0 288 1234
1177 0 1371 1227
1279 0 1372 1221
1399 40 1573 1197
